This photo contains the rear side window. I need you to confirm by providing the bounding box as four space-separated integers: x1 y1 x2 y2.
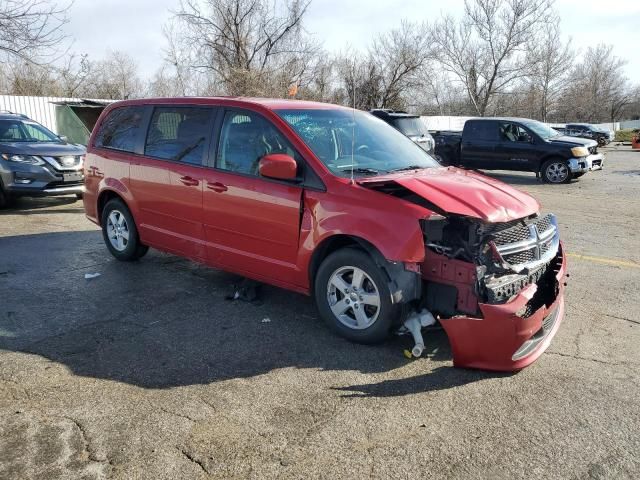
94 106 146 152
145 107 212 165
465 121 497 141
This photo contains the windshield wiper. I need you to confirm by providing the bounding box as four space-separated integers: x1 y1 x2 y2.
388 165 425 173
338 167 382 176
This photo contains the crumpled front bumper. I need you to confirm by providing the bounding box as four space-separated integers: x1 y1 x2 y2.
438 245 568 371
568 154 604 173
585 153 604 171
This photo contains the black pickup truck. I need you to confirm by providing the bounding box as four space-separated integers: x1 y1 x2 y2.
432 118 604 183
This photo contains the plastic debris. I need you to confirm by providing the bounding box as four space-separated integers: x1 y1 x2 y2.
84 273 101 280
403 349 413 359
261 317 271 323
404 309 437 358
225 278 261 303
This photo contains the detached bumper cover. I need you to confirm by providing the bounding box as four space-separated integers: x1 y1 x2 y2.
438 245 568 371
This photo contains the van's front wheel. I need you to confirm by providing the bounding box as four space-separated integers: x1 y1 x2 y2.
101 199 148 261
314 248 398 344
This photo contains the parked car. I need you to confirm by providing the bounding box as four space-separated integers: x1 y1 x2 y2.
84 98 568 371
565 123 613 147
370 109 435 154
0 111 86 208
432 117 604 183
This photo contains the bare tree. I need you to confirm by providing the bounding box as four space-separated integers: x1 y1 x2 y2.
171 0 319 96
3 60 59 95
527 18 573 121
57 53 92 97
0 0 71 64
559 44 629 122
336 22 431 110
82 51 142 99
432 0 554 116
369 21 431 108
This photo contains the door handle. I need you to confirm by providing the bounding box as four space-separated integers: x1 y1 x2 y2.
206 181 228 193
179 176 199 187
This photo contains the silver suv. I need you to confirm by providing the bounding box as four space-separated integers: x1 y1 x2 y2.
0 112 86 208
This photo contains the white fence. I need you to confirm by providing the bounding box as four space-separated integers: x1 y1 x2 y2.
420 115 626 133
0 95 113 134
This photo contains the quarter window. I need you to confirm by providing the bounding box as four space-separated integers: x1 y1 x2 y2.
145 107 212 165
94 106 146 152
217 110 299 176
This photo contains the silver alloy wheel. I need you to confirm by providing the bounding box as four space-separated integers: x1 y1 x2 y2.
106 209 130 252
545 162 569 183
326 266 381 330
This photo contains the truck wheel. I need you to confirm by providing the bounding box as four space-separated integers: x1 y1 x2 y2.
541 159 572 184
597 137 607 147
0 185 7 209
314 248 399 344
101 199 149 261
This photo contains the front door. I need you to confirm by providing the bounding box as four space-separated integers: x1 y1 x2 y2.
493 122 537 172
202 109 303 285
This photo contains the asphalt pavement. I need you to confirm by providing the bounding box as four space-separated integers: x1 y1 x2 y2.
0 148 639 479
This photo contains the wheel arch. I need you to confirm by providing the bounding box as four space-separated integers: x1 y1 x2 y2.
538 154 569 172
97 189 130 227
308 234 421 305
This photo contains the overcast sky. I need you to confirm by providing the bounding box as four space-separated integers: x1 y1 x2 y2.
66 0 640 80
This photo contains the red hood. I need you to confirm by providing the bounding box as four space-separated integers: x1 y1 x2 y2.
358 167 540 222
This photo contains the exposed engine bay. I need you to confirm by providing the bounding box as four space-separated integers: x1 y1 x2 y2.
420 212 562 318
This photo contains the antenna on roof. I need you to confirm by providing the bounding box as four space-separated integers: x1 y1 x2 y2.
350 65 356 185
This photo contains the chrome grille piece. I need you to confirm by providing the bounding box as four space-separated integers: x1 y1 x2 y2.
42 155 83 171
491 214 559 272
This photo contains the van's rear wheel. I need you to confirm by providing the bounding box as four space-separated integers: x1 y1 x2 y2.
314 248 398 344
541 159 572 184
101 199 148 261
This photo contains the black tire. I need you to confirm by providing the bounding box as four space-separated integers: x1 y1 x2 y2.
314 248 400 344
0 185 7 209
541 158 572 184
597 137 607 147
75 193 84 200
101 198 149 261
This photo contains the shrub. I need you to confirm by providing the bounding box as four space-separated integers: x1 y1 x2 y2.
614 129 639 142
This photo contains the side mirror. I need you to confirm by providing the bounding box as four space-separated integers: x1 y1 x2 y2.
258 153 297 181
58 135 68 142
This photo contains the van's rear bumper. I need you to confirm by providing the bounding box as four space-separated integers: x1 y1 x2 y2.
437 246 567 371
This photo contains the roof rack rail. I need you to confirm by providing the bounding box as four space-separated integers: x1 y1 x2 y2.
0 110 29 118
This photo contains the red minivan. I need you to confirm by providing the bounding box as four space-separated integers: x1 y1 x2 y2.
84 97 567 371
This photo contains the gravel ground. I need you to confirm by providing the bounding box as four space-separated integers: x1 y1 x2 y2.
1 147 639 479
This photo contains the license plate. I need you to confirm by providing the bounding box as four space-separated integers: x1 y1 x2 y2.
63 172 83 182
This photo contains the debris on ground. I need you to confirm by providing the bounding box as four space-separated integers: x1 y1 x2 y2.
261 317 271 323
225 278 262 304
84 273 101 280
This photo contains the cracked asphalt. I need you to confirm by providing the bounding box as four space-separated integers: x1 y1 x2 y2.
1 148 639 479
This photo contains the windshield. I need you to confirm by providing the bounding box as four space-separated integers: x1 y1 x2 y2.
0 119 60 143
521 120 560 140
276 109 439 177
391 117 429 137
